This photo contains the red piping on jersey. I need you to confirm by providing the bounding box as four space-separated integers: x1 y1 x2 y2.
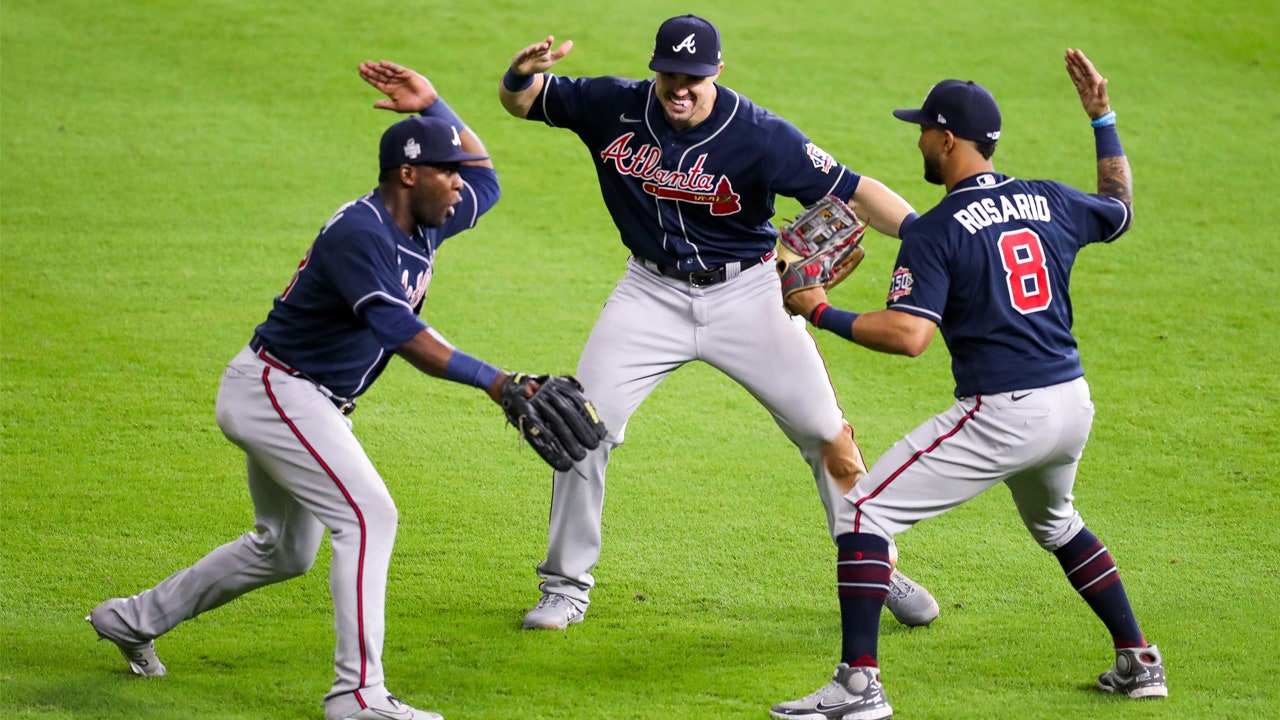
261 366 370 688
853 395 984 533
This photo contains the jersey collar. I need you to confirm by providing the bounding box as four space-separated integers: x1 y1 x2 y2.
949 172 1012 195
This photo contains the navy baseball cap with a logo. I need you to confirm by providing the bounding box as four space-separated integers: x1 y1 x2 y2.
649 14 722 77
893 80 1002 143
378 116 488 170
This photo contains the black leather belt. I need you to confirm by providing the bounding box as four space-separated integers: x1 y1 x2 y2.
635 250 775 288
249 335 357 416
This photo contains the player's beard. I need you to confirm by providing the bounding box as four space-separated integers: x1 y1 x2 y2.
923 153 944 186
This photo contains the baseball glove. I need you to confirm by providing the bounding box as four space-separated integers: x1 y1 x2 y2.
501 374 607 472
776 195 867 313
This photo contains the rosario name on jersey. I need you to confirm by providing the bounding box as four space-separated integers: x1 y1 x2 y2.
888 172 1131 397
527 75 861 271
253 166 499 399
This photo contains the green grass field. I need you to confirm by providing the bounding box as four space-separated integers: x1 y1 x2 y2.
3 1 1278 718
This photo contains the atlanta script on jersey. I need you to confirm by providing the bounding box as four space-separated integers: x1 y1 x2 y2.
527 75 862 271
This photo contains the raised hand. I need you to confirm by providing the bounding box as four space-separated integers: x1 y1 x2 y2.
511 36 574 75
359 60 438 113
1065 48 1111 119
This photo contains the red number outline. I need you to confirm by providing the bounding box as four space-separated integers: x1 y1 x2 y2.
998 229 1052 314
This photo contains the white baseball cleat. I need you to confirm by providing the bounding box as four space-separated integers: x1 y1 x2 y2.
324 689 442 720
86 600 167 677
884 569 940 627
522 592 585 630
770 664 893 719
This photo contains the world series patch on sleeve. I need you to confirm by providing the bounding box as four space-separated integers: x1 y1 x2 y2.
775 195 867 312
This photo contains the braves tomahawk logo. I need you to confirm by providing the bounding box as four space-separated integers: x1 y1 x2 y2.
600 133 741 215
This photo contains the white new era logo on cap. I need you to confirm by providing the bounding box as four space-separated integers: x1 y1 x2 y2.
404 138 421 160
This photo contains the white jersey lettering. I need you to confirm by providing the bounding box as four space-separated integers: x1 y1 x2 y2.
952 192 1053 235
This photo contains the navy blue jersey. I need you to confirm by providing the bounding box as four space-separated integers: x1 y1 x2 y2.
528 74 861 271
253 165 499 398
887 172 1130 397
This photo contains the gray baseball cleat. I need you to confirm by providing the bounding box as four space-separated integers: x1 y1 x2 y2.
521 592 585 630
86 600 167 677
770 664 893 720
884 569 940 627
325 690 442 720
1097 645 1168 699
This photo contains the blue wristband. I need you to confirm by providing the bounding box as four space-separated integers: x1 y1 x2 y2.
502 67 534 93
420 98 465 130
444 351 502 391
1094 124 1124 159
809 302 860 342
1090 110 1117 128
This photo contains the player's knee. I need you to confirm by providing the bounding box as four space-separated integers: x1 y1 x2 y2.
819 423 868 494
247 528 323 579
273 546 320 578
1028 513 1085 551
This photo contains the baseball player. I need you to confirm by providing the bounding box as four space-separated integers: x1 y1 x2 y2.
770 50 1166 719
87 62 535 720
497 14 939 631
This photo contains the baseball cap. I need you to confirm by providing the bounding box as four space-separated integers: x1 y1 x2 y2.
378 116 488 170
648 14 722 77
893 80 1002 143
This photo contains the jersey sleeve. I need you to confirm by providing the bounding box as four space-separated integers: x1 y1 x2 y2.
434 165 500 241
527 74 629 135
883 222 949 324
764 119 861 206
316 226 427 350
1051 180 1132 246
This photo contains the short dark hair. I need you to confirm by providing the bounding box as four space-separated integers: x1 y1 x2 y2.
974 141 996 160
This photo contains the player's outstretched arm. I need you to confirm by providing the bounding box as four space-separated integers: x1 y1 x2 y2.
788 286 937 357
847 177 916 239
361 61 493 169
395 327 511 403
1066 48 1132 208
498 35 573 119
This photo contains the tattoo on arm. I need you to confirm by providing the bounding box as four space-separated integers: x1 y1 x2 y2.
1097 156 1132 204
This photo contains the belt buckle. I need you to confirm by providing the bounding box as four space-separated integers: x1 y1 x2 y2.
334 398 356 416
688 269 719 287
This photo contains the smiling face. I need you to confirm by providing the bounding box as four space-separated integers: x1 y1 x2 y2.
654 69 721 129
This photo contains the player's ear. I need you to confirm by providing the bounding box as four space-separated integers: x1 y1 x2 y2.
398 165 417 186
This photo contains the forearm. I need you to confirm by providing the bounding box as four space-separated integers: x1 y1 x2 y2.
421 99 493 168
396 328 509 400
1094 122 1132 204
498 69 545 119
849 177 915 239
808 304 935 357
850 311 931 356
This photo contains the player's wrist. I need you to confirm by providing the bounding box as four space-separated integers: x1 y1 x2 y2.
1089 109 1116 127
1093 123 1124 160
420 98 465 130
444 350 502 391
809 303 860 342
502 67 534 93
